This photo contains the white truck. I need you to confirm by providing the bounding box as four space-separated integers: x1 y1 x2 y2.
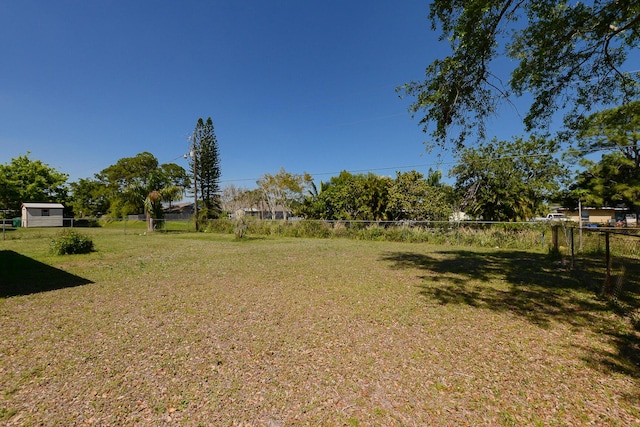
532 213 571 222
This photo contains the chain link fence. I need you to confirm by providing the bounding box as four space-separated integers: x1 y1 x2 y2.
549 225 640 328
5 216 638 318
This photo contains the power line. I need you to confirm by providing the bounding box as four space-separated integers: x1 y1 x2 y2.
218 162 451 184
217 144 635 185
167 137 634 187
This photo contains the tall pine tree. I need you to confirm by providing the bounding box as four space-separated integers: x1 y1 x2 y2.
190 117 221 219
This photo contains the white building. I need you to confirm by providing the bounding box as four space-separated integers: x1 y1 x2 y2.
21 203 65 228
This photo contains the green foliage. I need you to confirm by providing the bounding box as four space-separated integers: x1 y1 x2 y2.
200 218 552 250
575 101 640 156
300 170 456 222
50 230 95 255
399 0 640 147
145 190 165 230
356 224 387 241
190 117 222 219
98 151 159 190
337 172 389 220
571 153 640 210
451 136 567 221
68 178 110 218
301 171 391 220
85 152 189 231
89 152 187 219
292 220 332 238
564 102 640 213
0 153 68 210
387 170 454 221
160 163 190 191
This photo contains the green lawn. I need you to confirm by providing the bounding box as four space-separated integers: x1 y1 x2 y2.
1 228 638 426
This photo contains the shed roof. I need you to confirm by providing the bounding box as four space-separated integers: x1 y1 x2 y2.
22 203 65 209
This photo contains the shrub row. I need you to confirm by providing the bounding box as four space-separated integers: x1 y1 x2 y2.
201 218 554 250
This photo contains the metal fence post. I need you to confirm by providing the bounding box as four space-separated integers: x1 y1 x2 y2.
605 231 611 294
570 227 575 269
552 225 559 253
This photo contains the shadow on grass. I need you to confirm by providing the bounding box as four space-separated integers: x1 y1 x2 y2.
381 249 640 379
0 250 93 297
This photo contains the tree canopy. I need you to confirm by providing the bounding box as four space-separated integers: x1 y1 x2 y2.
573 100 640 166
257 168 312 221
96 151 159 190
387 170 454 221
564 101 640 212
451 136 567 221
400 0 640 148
569 152 640 211
0 153 68 211
299 171 390 221
68 178 110 218
298 170 454 221
88 152 188 219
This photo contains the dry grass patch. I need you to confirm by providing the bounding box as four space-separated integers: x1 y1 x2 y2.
0 229 638 425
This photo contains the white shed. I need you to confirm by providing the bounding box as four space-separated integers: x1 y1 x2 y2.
21 203 65 228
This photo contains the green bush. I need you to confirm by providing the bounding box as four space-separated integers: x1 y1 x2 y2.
357 225 386 241
331 221 352 239
204 218 234 234
234 217 248 239
247 218 276 236
50 230 95 255
289 220 332 238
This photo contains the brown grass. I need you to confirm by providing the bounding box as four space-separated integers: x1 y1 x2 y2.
1 229 638 426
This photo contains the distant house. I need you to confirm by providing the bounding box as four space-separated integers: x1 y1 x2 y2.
163 202 195 220
21 203 64 228
558 206 626 224
239 204 291 220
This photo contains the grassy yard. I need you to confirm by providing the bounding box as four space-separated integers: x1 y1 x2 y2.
1 228 638 426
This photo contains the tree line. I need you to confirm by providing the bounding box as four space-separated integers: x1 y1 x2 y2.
224 100 640 223
0 118 221 231
1 102 638 224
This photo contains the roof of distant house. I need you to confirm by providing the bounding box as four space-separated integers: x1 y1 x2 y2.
22 203 65 209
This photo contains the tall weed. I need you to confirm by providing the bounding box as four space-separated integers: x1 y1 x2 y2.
195 219 554 250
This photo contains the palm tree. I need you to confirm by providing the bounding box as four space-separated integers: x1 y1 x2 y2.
125 170 184 232
162 185 184 209
144 190 164 231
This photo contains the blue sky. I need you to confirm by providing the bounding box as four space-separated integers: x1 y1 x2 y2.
0 1 551 189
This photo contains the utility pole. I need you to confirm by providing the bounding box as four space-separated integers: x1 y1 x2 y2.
190 148 199 232
186 137 199 232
